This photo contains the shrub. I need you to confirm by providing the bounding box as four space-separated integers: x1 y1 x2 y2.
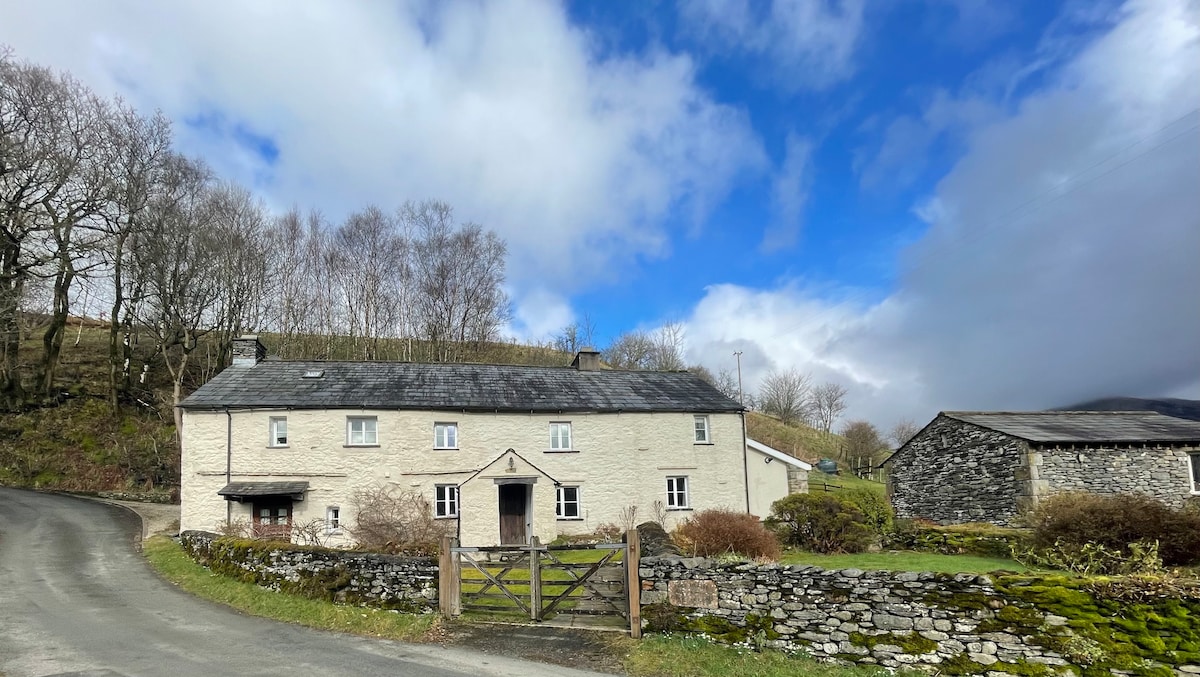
1013 539 1163 575
1024 492 1200 566
349 486 453 555
842 488 894 535
674 509 781 560
767 493 872 553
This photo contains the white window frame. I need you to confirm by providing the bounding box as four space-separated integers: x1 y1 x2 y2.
268 416 288 447
693 415 710 444
549 422 573 451
434 422 458 450
556 486 582 520
1189 452 1200 494
435 484 459 519
346 416 378 446
666 476 690 510
325 505 341 534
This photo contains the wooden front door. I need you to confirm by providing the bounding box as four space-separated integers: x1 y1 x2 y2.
252 499 293 539
498 484 528 545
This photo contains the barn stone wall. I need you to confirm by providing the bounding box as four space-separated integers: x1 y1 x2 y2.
1037 445 1197 508
888 416 1025 525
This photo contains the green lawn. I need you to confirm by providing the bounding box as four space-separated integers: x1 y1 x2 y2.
143 537 437 641
780 550 1030 573
806 470 887 497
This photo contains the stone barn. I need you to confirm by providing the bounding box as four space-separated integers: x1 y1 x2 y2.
886 411 1200 525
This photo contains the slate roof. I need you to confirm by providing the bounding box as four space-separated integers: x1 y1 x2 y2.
944 411 1200 444
179 361 742 413
217 481 310 498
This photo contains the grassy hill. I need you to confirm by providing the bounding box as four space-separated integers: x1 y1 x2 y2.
744 411 886 498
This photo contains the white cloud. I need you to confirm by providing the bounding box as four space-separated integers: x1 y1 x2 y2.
506 288 575 343
0 0 765 301
686 0 1200 427
681 0 866 89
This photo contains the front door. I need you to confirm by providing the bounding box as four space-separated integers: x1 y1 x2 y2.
498 484 528 544
252 499 293 539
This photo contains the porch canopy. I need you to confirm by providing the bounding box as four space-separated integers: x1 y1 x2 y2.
217 481 309 502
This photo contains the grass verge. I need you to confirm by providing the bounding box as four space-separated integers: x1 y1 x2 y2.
143 536 437 641
623 634 917 677
780 550 1029 573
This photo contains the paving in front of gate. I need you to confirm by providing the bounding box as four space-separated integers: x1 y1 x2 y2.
445 621 631 674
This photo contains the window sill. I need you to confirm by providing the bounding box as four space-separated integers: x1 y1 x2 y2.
666 507 693 512
434 447 459 451
268 445 290 449
544 449 579 454
434 515 458 520
693 442 714 446
325 529 343 536
344 444 380 448
556 517 584 522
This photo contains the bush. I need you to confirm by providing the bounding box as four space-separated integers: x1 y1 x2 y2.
1013 539 1164 575
349 486 453 555
674 509 781 560
842 488 893 535
1024 492 1200 567
767 493 872 553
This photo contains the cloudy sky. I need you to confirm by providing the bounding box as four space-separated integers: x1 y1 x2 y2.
4 0 1197 427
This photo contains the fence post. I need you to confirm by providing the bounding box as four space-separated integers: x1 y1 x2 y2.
439 535 453 618
529 536 542 622
625 529 642 639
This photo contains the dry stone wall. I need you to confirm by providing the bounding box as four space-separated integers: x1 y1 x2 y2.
639 556 1196 676
889 416 1025 525
181 531 438 611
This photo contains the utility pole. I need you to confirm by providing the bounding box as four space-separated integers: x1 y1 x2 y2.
733 350 744 406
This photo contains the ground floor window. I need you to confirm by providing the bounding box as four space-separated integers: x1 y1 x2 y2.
1190 452 1200 493
326 506 341 534
435 484 459 518
252 499 293 538
556 486 581 519
666 476 689 509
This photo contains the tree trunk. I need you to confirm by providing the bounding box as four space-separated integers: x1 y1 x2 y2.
107 230 128 411
0 240 26 409
39 261 74 397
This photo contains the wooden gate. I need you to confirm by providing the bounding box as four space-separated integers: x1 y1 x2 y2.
439 531 641 637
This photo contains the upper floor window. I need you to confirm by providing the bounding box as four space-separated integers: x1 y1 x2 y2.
269 416 288 447
693 415 710 444
434 422 458 450
549 422 573 451
556 486 581 520
435 484 459 518
666 476 690 510
347 416 378 446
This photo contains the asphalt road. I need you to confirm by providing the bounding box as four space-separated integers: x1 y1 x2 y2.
0 487 605 677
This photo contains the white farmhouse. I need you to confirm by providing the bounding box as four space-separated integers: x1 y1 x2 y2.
179 336 788 546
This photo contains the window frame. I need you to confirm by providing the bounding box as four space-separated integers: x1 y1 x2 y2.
693 415 711 444
556 485 582 520
666 476 690 510
1189 452 1200 495
434 422 459 450
346 416 378 446
434 484 459 519
268 416 288 448
325 505 341 534
548 421 573 451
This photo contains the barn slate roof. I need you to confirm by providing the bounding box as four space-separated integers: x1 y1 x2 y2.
179 361 742 413
944 411 1200 444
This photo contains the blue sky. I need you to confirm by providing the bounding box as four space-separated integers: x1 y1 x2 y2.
3 0 1197 426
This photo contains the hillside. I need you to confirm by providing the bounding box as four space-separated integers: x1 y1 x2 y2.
0 326 574 493
1054 396 1200 421
744 411 844 463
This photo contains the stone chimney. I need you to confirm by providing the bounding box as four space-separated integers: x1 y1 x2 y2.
231 335 267 366
571 348 601 371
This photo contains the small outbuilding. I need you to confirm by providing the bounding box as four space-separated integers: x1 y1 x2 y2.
886 411 1200 526
745 438 811 518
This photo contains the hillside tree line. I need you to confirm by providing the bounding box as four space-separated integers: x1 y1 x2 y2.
1 49 511 416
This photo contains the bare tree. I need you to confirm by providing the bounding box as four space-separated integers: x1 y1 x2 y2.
603 329 654 369
757 368 812 425
810 382 848 434
841 419 888 463
603 324 686 371
554 314 596 354
888 418 921 448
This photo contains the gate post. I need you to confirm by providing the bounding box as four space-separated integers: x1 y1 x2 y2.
624 529 642 638
529 536 542 622
439 535 461 618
